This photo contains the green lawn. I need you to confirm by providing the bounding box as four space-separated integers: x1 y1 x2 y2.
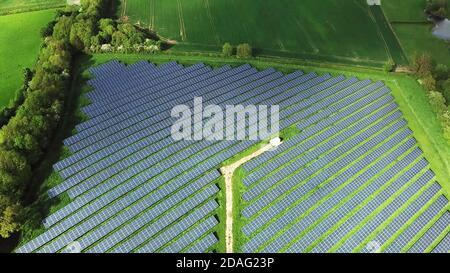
393 24 450 65
0 9 55 108
0 0 65 15
382 0 427 22
120 0 407 67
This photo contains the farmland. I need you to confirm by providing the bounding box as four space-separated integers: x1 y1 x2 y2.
382 0 450 64
15 58 450 253
119 0 407 67
0 9 56 108
0 0 65 15
1 0 450 255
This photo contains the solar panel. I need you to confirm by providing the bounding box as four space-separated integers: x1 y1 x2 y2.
15 61 449 254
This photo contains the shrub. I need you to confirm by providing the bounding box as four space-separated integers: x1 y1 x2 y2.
421 73 437 91
236 43 252 58
425 0 448 19
412 53 433 78
428 91 447 115
222 42 234 57
383 60 395 72
443 79 450 102
442 111 450 141
434 64 449 80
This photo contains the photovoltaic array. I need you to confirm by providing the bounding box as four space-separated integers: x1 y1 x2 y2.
16 60 450 253
239 69 450 252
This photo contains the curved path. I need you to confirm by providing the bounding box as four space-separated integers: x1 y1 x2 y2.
220 140 282 253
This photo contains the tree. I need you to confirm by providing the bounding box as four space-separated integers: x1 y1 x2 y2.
236 43 253 58
428 91 447 115
52 16 73 43
0 149 31 196
0 195 22 238
434 64 449 80
443 79 450 102
222 43 234 57
412 53 433 78
70 19 95 51
425 0 448 19
421 74 437 91
99 18 115 35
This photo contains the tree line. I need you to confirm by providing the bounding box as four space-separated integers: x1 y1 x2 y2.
412 53 450 142
425 0 448 19
0 0 160 239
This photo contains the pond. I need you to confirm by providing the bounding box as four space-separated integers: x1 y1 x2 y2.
432 19 450 41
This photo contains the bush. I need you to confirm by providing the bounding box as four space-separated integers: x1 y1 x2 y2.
236 43 252 58
421 73 437 91
222 42 234 57
428 91 447 115
412 53 433 78
442 111 450 141
383 60 395 72
434 64 449 80
443 79 450 102
425 0 448 19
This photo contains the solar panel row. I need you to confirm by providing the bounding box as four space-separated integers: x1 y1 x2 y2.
16 61 449 253
408 212 450 253
159 216 218 253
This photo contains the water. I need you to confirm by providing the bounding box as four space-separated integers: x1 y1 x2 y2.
432 19 450 41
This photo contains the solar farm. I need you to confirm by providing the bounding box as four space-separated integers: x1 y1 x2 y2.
15 60 450 253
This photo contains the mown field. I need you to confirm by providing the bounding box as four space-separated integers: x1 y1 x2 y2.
382 0 450 64
0 9 56 108
0 0 65 15
119 0 407 67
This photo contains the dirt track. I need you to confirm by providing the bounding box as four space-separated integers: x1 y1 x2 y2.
219 141 281 253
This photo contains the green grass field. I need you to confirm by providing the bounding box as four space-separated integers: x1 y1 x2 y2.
0 9 55 108
120 0 407 67
382 0 427 22
382 0 450 64
0 0 65 15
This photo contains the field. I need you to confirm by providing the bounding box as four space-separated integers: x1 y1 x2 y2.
15 56 450 253
382 0 450 64
119 0 407 67
0 0 65 15
0 9 56 108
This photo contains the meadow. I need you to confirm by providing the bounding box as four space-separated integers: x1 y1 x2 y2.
119 0 407 67
382 0 450 64
0 9 55 108
0 0 65 15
